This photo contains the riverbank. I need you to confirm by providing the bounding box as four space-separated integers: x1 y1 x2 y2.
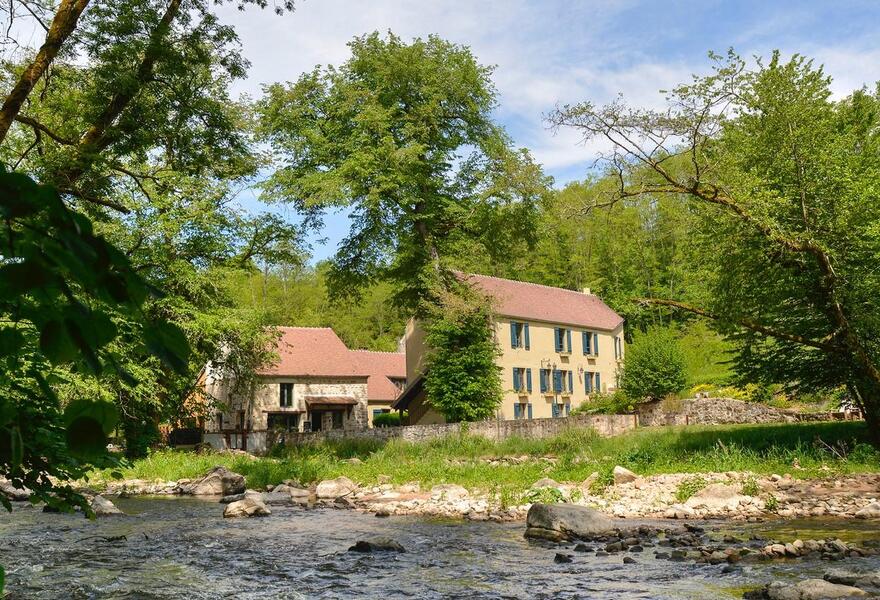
86 421 880 522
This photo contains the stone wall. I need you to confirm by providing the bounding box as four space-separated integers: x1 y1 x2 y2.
636 397 860 427
276 413 638 448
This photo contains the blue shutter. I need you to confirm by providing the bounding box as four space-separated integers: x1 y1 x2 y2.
566 329 572 352
527 403 533 419
526 368 533 392
553 369 561 392
593 333 599 355
582 331 588 355
554 328 562 352
514 403 521 419
523 323 530 350
510 322 518 349
595 372 601 392
552 403 560 418
568 371 573 393
540 369 547 393
512 368 520 391
565 402 571 416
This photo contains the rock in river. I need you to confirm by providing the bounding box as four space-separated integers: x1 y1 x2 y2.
748 579 869 600
316 476 357 499
181 466 246 496
524 503 614 542
854 501 880 519
223 497 271 518
348 538 405 553
0 478 31 501
90 495 124 516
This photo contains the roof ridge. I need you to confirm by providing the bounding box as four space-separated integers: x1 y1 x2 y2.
351 349 404 355
463 272 591 297
274 325 334 330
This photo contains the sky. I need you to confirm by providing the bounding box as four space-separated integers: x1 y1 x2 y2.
212 0 880 261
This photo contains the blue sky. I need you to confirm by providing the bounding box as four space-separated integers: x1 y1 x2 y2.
215 0 880 261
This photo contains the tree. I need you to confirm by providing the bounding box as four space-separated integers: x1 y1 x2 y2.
422 290 502 422
257 31 550 311
549 51 880 442
618 328 688 401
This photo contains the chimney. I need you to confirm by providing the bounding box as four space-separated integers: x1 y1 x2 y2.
582 287 592 295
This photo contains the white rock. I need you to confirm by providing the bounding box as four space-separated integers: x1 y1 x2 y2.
223 497 271 518
766 579 867 599
90 495 123 516
612 466 638 485
430 484 469 501
854 501 880 519
316 476 357 499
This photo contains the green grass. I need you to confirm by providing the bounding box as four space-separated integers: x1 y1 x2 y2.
91 421 879 497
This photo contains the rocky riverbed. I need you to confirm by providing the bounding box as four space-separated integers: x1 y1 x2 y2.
88 467 880 523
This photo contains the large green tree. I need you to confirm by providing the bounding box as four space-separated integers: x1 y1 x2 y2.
550 51 880 442
257 31 550 310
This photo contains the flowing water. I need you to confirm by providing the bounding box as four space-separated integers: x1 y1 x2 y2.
1 497 879 599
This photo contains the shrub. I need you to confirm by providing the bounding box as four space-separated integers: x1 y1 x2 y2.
674 475 707 503
373 412 401 428
618 327 687 401
741 477 760 496
524 486 565 504
764 494 779 512
573 391 633 415
423 290 502 422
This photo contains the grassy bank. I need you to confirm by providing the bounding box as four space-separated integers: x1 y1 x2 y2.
92 421 879 496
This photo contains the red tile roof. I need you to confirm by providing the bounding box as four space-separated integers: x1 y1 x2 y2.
257 328 405 401
257 327 368 377
461 273 624 331
352 350 406 401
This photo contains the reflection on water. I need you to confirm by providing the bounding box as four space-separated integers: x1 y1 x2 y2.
1 497 878 599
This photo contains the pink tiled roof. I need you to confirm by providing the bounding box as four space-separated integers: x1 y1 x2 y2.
352 350 406 401
461 273 624 331
257 327 368 377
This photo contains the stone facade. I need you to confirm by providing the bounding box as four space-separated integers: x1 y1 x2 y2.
277 413 638 448
636 397 861 427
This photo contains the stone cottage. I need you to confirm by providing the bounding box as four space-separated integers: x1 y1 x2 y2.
202 327 404 453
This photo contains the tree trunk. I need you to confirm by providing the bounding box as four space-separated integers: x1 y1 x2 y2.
852 376 880 447
0 0 90 144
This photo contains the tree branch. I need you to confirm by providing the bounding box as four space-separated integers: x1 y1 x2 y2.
14 114 76 144
58 186 130 213
0 0 89 143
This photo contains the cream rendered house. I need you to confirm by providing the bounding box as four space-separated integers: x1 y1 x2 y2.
394 274 624 424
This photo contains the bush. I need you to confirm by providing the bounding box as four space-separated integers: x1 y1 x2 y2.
573 391 633 415
373 412 401 427
741 477 760 496
618 327 687 401
675 475 708 503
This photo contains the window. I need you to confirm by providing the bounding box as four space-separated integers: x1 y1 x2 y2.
595 372 602 393
280 383 294 407
267 413 300 432
238 410 245 431
512 367 532 393
513 402 533 420
509 321 530 349
331 411 344 429
389 378 406 392
216 412 223 430
614 336 622 359
585 372 595 393
583 331 600 356
554 327 572 353
539 368 550 393
551 369 573 394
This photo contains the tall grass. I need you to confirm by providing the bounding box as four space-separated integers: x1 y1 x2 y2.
92 421 879 495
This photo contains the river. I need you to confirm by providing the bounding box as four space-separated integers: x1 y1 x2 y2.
1 497 878 599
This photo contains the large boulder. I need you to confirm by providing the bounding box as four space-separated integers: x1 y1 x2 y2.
763 579 868 599
612 466 638 485
90 495 124 517
181 466 246 496
223 497 271 518
685 483 749 512
316 476 357 499
854 502 880 519
825 570 880 592
0 478 31 501
220 490 261 504
524 503 614 542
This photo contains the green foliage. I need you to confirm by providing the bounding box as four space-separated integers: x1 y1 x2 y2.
258 31 549 309
373 412 402 428
741 477 760 496
674 475 708 503
0 168 190 510
423 291 502 422
572 391 634 415
619 327 688 401
523 486 565 504
765 494 779 512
